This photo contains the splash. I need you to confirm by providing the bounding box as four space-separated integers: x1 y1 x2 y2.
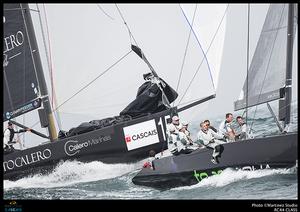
4 160 143 190
172 167 296 190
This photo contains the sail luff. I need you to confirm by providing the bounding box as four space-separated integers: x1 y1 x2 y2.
21 4 57 141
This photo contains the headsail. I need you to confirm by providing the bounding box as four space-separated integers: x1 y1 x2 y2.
234 4 292 111
3 4 41 121
179 4 227 92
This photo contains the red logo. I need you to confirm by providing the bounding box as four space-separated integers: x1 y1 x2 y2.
125 135 131 143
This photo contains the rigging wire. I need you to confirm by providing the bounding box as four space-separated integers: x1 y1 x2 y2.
42 4 63 130
115 4 139 47
177 4 230 105
97 4 115 20
29 49 133 129
36 4 62 130
50 50 133 112
248 5 286 132
175 4 198 102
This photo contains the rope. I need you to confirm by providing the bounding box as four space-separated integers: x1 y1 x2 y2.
249 5 286 130
175 4 198 97
177 4 229 105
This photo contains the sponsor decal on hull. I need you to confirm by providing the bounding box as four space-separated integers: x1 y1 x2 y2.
123 120 159 151
3 148 52 172
193 164 271 182
64 135 112 156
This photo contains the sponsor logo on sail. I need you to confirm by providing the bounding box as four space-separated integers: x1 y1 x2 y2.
5 99 41 120
3 29 24 68
64 135 112 156
3 148 52 172
123 120 159 151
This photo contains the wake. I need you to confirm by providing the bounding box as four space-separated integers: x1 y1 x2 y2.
172 166 297 190
4 160 144 190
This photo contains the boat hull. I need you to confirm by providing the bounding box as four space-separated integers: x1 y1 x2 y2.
3 109 173 180
132 133 298 190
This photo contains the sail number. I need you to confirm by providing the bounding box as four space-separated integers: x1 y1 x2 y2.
158 116 169 142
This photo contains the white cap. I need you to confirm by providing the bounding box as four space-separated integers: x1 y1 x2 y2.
172 115 179 122
181 121 188 126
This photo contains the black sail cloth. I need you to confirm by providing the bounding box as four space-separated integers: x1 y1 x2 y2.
59 77 178 138
120 78 178 118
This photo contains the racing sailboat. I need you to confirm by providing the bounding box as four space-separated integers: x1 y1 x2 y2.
3 4 179 180
3 4 219 180
132 3 298 190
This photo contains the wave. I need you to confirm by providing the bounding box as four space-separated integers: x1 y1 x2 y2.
4 160 143 190
172 166 297 191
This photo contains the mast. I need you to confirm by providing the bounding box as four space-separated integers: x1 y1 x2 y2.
283 3 295 128
22 4 57 141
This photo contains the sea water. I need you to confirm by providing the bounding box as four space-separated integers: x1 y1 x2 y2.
3 104 298 200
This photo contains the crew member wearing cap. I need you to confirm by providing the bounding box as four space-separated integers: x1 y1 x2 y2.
167 116 193 155
180 121 194 145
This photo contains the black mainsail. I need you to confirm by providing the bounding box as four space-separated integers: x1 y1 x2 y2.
3 3 57 141
3 4 41 121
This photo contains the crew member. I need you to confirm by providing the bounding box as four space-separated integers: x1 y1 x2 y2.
3 121 31 152
198 122 226 164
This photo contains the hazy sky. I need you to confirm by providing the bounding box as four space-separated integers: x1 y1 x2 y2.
29 3 271 118
6 4 297 147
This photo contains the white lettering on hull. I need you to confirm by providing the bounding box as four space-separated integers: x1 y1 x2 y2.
3 149 52 172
